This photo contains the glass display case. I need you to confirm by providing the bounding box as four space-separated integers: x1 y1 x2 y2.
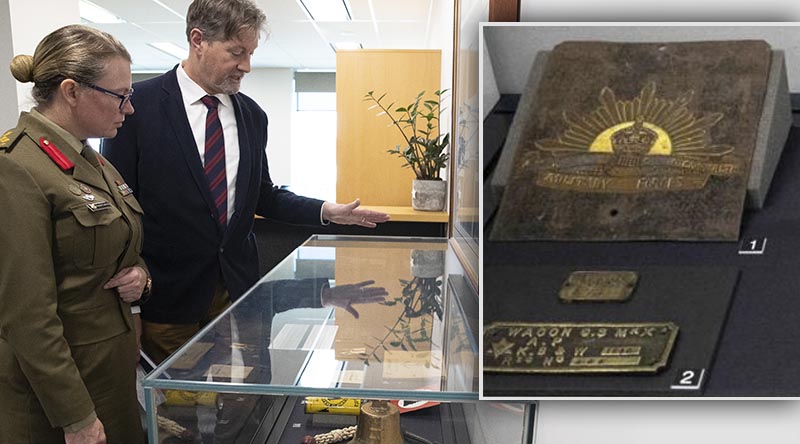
143 235 531 443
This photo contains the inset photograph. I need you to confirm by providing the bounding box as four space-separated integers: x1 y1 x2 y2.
482 24 800 397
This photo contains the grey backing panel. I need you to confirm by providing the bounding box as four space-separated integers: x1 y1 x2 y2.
748 51 792 209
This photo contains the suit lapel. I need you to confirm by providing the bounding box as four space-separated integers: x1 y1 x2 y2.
229 94 252 231
160 70 219 225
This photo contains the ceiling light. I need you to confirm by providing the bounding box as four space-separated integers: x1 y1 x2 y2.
149 42 189 60
299 0 351 21
79 0 125 24
151 0 185 20
334 41 361 50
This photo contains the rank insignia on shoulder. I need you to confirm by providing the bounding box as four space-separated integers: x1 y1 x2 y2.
38 137 75 171
0 128 25 153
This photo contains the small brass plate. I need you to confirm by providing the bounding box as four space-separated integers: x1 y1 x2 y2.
559 271 638 302
484 322 678 374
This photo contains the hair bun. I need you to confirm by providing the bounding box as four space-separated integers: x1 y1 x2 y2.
9 54 35 83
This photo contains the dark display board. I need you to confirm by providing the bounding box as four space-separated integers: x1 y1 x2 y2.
484 96 800 396
483 267 738 396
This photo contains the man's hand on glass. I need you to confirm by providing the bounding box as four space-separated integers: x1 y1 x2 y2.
321 280 389 318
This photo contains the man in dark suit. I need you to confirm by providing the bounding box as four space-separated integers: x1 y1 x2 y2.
102 0 389 363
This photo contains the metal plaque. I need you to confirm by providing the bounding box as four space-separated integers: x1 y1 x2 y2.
484 322 678 373
559 271 638 302
490 41 771 241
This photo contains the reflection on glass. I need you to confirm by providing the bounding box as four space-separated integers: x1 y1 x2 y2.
146 236 476 400
451 0 488 286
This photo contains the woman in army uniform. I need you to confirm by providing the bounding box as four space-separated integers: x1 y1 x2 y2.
0 25 148 443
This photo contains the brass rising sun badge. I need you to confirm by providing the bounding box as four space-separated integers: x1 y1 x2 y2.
534 82 741 193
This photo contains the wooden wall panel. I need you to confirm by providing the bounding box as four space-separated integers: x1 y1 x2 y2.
336 50 442 206
489 0 520 21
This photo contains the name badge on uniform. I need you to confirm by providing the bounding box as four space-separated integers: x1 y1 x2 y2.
114 179 133 197
86 201 112 212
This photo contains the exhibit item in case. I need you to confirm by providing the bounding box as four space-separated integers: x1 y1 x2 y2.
558 270 638 302
481 266 738 396
345 400 404 444
483 321 678 374
304 397 362 415
490 40 772 241
486 270 678 374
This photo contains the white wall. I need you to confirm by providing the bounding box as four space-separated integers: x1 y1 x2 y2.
240 67 294 186
536 401 800 444
0 0 78 129
520 0 800 21
0 4 16 130
484 24 800 94
428 0 455 130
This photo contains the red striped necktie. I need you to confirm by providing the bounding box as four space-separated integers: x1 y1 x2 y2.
201 95 227 227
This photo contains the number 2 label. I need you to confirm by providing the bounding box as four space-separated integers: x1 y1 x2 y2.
671 368 705 390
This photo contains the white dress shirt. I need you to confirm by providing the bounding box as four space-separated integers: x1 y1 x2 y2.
176 63 240 223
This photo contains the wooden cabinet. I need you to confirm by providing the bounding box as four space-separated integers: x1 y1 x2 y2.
336 49 442 210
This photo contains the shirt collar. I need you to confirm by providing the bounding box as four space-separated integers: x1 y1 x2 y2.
28 108 84 155
176 62 232 109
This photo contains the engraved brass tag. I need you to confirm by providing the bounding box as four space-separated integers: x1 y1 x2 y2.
559 271 638 302
484 322 678 373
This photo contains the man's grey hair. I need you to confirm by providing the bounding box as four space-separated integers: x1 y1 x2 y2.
185 0 268 42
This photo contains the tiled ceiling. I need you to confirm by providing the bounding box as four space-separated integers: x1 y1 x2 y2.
84 0 436 71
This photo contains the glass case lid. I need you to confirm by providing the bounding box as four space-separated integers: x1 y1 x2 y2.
143 235 479 402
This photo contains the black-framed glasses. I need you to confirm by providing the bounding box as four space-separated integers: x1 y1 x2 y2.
79 82 133 110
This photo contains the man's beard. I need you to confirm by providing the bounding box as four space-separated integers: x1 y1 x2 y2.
214 76 242 95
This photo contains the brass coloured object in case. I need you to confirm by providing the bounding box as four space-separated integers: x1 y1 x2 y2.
559 271 638 302
484 322 678 373
347 400 404 444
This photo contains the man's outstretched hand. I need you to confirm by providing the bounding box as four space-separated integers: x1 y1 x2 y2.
322 199 390 228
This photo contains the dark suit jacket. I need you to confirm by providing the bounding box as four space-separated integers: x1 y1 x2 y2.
102 66 324 324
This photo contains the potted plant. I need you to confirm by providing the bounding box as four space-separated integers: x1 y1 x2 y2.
364 89 450 211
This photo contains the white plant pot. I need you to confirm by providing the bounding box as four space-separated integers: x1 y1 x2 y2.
411 249 445 278
412 179 446 211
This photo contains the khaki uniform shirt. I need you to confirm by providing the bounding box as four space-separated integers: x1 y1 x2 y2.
0 110 146 436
